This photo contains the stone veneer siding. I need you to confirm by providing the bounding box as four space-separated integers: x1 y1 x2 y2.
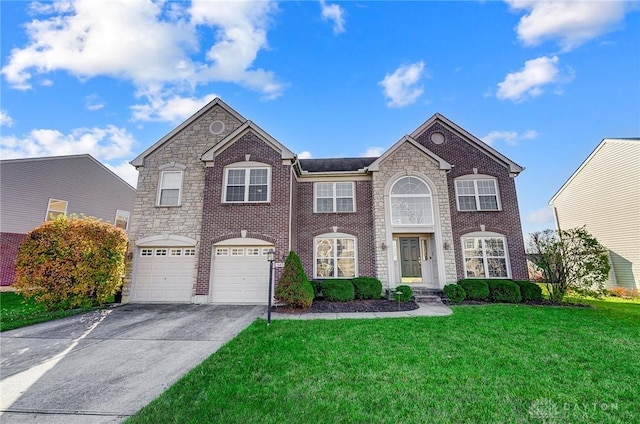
295 180 376 279
196 131 291 296
371 142 457 286
414 123 529 280
124 106 243 299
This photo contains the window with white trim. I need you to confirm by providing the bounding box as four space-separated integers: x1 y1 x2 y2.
462 236 509 278
45 198 68 221
246 248 260 256
114 210 130 230
184 248 196 256
155 249 168 256
314 182 355 213
140 249 153 256
455 178 500 211
231 248 244 256
314 236 357 278
157 171 183 206
224 167 270 202
215 248 229 256
170 248 182 256
390 177 433 225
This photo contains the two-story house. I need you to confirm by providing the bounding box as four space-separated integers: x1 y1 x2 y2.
124 98 527 304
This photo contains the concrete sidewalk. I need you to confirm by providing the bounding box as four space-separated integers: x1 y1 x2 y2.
267 301 453 320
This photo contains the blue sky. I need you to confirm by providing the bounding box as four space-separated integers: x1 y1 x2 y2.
1 0 639 237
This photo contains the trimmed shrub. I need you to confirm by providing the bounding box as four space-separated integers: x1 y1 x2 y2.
310 280 323 298
14 215 128 311
274 251 314 309
321 279 355 302
352 277 383 299
487 280 522 303
513 280 543 302
394 285 413 302
457 279 489 301
443 284 466 303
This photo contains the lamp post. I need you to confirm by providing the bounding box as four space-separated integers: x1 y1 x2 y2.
266 249 275 325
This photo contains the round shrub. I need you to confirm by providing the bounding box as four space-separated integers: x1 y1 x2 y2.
274 251 314 309
321 279 355 302
487 280 522 303
513 280 543 302
457 279 489 301
394 285 413 302
351 277 383 299
443 284 466 303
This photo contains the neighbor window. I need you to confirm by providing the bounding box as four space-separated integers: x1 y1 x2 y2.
314 237 357 278
462 236 509 278
224 167 270 202
45 198 68 221
390 177 433 225
114 210 130 230
455 178 500 211
314 182 355 212
157 171 183 206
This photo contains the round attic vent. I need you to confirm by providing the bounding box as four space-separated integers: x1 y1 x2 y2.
430 132 445 145
209 120 225 135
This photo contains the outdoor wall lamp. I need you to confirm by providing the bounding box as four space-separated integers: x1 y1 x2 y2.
266 249 276 325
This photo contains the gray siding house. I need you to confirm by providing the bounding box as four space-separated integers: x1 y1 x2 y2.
550 138 640 289
0 154 136 286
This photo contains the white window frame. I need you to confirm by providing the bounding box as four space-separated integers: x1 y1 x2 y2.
184 248 196 256
389 176 434 226
455 176 501 212
223 165 271 203
461 234 511 279
313 182 355 213
313 235 358 279
114 210 130 230
45 198 68 221
157 170 184 207
155 248 168 256
215 248 229 256
140 249 153 257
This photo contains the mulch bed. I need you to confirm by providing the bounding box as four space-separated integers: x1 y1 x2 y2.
272 299 420 314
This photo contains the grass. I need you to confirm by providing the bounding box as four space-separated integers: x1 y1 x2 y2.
0 291 103 332
128 298 640 424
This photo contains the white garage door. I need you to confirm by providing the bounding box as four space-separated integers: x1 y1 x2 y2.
132 247 195 302
210 245 272 304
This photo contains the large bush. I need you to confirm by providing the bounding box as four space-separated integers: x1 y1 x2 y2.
513 280 543 302
443 284 466 303
487 280 522 303
274 251 314 309
321 279 355 302
14 215 128 311
351 277 383 299
394 285 413 302
457 279 489 301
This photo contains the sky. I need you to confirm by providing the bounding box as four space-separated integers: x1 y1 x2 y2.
1 0 639 238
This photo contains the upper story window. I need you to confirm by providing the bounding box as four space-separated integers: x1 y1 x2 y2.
314 182 355 213
157 170 183 206
114 210 130 230
455 177 500 211
45 198 68 221
462 234 510 278
224 165 271 203
390 177 433 225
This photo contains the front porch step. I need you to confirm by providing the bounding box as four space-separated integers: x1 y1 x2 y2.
386 287 447 304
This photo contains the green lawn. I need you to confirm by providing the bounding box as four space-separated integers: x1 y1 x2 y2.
0 292 102 331
128 298 640 424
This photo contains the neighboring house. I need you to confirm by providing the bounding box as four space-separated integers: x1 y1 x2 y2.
550 138 640 290
124 98 528 304
0 154 136 286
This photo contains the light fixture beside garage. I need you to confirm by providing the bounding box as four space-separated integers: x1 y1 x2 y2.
266 249 276 325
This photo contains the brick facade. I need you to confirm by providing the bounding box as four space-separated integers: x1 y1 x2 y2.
0 233 24 286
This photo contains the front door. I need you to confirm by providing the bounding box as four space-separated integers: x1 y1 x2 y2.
400 237 421 282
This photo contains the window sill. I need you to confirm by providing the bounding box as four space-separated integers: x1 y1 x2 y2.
155 204 182 208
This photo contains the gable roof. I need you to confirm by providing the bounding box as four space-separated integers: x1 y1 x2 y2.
130 97 245 168
368 135 452 172
298 157 377 173
410 113 524 175
549 138 640 204
200 120 295 162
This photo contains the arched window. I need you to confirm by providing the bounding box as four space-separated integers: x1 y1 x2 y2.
390 177 433 225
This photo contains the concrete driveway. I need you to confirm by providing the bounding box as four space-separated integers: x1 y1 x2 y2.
0 304 264 423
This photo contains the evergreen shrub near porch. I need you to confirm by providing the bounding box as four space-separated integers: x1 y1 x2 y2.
513 280 543 302
457 279 490 301
443 284 466 303
351 277 383 299
487 280 522 303
321 279 355 302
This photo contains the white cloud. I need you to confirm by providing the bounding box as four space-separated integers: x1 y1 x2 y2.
0 110 13 127
0 125 135 162
526 206 555 224
497 56 560 101
320 0 346 34
482 129 538 146
131 91 218 123
106 161 139 188
379 61 426 108
507 0 630 51
2 0 283 118
85 94 105 111
362 147 385 157
298 151 312 159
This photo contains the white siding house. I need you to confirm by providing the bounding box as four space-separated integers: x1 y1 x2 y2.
550 138 640 289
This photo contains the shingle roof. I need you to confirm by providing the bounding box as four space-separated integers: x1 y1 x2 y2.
298 157 378 173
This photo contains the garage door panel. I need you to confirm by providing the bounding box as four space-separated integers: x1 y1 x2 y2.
133 247 195 302
211 245 273 304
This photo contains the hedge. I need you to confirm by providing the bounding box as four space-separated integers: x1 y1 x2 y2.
443 284 466 303
487 280 522 303
513 280 543 302
457 279 490 301
321 279 355 302
351 277 383 299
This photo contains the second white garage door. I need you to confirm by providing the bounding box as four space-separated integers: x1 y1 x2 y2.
210 245 273 304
